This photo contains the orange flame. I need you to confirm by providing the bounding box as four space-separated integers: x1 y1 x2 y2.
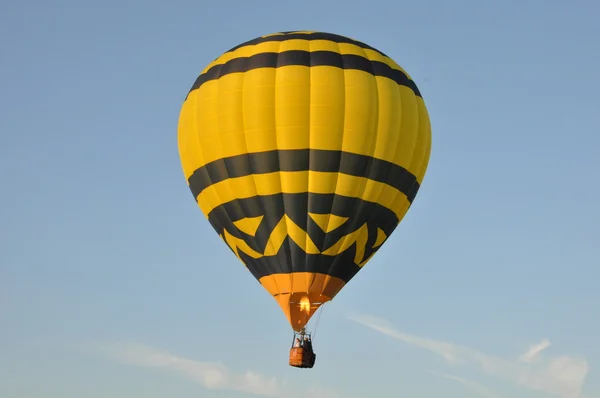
299 296 311 313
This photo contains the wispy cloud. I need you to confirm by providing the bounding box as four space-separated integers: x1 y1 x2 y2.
348 314 589 398
85 342 340 398
520 339 551 363
347 314 462 362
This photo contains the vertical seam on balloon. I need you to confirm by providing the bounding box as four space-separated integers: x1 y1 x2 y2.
382 84 412 230
191 74 225 227
358 48 387 270
189 79 215 247
341 46 382 271
406 93 421 205
377 85 404 249
213 62 246 264
319 41 345 295
417 101 431 185
305 39 314 295
387 82 422 229
383 81 411 239
249 59 280 269
190 79 204 195
274 40 293 293
192 80 217 217
240 55 274 286
325 41 369 287
422 104 432 182
265 50 283 297
383 65 423 221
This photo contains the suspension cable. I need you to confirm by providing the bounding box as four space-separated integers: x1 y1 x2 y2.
311 302 328 341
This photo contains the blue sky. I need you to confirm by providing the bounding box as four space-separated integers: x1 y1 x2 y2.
1 0 599 397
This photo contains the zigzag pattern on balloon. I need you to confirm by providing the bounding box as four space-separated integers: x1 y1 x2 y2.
204 193 406 283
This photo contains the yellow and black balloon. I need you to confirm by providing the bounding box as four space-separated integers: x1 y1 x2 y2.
177 31 431 332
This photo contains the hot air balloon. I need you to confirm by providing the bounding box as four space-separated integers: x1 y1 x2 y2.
177 31 431 369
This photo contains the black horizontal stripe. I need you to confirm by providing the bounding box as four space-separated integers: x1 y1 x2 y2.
206 193 400 283
226 31 389 58
186 50 421 98
188 149 420 203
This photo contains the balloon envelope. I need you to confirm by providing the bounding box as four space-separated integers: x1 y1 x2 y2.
177 31 431 331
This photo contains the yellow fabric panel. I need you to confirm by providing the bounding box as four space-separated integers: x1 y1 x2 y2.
241 68 278 153
222 229 261 260
232 215 264 236
374 228 387 248
308 213 349 232
274 65 311 149
304 66 346 151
